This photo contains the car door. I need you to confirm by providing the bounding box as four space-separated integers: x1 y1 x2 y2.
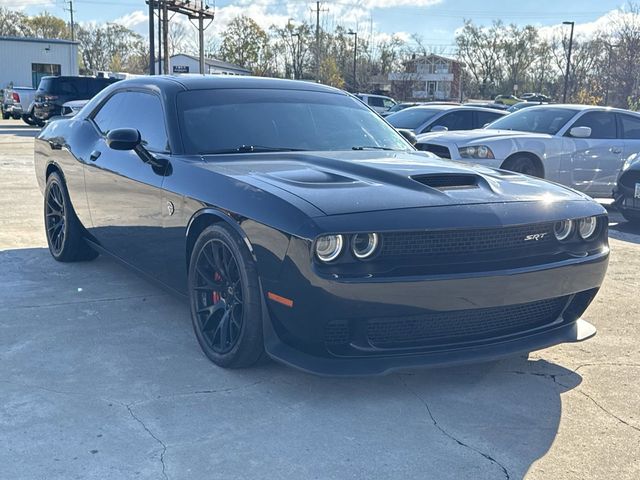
424 110 473 133
564 111 623 197
84 89 171 277
475 110 504 129
618 113 640 188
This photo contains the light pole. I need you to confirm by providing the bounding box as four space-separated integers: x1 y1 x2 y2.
562 21 575 103
604 43 619 106
348 29 357 92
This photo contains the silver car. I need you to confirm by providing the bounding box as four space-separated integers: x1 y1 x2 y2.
386 105 507 135
416 105 640 198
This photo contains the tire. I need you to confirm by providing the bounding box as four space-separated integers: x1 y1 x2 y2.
188 224 265 368
22 115 37 126
502 154 543 178
2 112 9 120
44 172 98 262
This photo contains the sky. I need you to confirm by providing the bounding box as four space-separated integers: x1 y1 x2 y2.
3 0 631 54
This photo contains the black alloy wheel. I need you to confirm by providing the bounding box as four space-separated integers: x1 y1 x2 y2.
45 180 66 256
193 239 244 354
188 224 265 368
44 172 98 262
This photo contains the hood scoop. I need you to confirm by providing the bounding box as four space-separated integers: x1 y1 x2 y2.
411 173 480 191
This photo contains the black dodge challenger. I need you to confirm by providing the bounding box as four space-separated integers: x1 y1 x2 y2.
35 76 609 375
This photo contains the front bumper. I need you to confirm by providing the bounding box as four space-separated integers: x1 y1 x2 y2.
33 102 59 120
262 242 609 376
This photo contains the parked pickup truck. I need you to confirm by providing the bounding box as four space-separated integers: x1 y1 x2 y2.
1 86 39 125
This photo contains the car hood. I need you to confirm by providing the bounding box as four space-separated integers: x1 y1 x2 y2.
417 129 553 144
198 150 586 216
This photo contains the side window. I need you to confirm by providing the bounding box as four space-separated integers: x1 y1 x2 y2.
476 111 502 128
368 97 384 108
93 91 169 152
433 111 473 131
619 114 640 139
570 112 617 139
383 98 395 109
58 79 80 95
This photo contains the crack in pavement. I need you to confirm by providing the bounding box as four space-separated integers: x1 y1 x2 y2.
399 376 510 480
507 368 640 434
0 294 165 311
126 403 169 480
127 380 266 407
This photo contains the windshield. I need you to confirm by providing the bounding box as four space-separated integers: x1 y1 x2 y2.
486 107 579 134
385 108 441 130
177 89 411 154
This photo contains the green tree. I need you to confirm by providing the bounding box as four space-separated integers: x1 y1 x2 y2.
0 7 31 37
27 12 69 39
219 16 274 75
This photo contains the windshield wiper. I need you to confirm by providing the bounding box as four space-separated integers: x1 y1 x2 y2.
351 145 397 151
200 145 308 154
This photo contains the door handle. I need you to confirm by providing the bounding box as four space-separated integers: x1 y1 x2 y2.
609 147 622 154
89 150 101 161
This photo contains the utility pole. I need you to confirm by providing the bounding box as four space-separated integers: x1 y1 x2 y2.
198 13 205 74
65 0 75 41
562 21 575 103
312 1 328 82
162 1 169 75
148 0 155 75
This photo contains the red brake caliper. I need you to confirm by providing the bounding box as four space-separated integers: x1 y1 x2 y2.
212 272 222 303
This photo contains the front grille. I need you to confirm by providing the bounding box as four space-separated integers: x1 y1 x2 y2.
366 296 568 347
324 296 569 349
380 223 555 258
417 143 451 159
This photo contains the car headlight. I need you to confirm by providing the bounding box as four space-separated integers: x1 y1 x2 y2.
352 233 379 259
554 220 573 241
315 234 344 262
458 145 495 159
577 217 598 240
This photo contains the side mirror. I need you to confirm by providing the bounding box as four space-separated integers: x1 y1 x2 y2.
106 128 141 150
397 128 417 146
430 125 448 132
569 126 592 138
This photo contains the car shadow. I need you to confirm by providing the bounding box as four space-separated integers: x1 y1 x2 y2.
608 219 640 245
0 247 582 480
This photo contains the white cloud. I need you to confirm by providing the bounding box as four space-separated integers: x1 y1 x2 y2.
114 10 148 30
538 9 640 41
0 0 53 10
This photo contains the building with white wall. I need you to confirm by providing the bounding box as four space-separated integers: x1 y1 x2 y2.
0 36 79 89
155 53 251 76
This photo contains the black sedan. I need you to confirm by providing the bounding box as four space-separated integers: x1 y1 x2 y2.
614 154 640 224
35 76 609 376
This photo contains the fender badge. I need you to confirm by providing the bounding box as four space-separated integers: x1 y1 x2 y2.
166 201 175 216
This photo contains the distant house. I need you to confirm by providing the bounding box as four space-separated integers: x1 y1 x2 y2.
155 53 251 76
388 54 463 101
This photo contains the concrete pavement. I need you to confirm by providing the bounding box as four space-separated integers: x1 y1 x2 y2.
0 120 638 479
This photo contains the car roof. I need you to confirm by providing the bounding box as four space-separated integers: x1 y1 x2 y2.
401 105 507 113
356 93 393 99
516 104 640 115
115 75 348 95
